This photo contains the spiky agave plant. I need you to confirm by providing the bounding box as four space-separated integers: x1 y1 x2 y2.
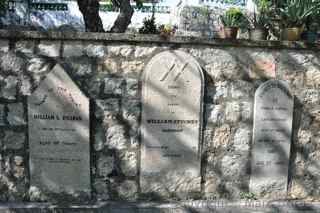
220 7 248 28
279 0 320 28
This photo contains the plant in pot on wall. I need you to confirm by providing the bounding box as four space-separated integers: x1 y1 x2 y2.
248 0 272 40
220 8 247 39
302 15 319 43
279 0 320 41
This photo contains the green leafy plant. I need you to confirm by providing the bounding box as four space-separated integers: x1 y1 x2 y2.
249 0 272 29
279 0 320 28
0 0 7 16
220 8 248 28
239 192 257 200
158 24 177 37
138 15 159 34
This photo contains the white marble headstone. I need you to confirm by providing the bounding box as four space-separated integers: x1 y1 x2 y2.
250 80 294 198
28 64 90 200
141 50 204 198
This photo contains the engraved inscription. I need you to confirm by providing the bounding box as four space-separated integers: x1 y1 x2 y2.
250 80 293 198
28 64 90 200
141 51 204 198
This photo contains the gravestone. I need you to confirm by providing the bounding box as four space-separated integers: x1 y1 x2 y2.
28 64 90 201
250 80 294 198
141 50 204 198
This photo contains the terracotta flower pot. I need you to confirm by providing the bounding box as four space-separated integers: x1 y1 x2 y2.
249 28 268 40
223 27 238 39
282 27 303 41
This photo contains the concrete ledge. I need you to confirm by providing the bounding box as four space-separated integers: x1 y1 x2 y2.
0 201 319 213
0 30 320 50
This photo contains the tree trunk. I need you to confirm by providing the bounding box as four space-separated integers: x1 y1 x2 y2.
110 0 134 33
77 0 104 32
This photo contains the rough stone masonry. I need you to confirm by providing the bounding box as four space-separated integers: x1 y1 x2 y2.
0 30 319 203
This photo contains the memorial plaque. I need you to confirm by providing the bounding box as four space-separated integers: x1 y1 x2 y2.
250 80 293 198
28 64 90 200
141 51 204 197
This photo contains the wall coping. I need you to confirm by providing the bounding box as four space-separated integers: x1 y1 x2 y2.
1 30 320 51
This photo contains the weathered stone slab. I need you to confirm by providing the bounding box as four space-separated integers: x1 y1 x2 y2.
28 64 90 202
141 50 204 198
250 80 294 198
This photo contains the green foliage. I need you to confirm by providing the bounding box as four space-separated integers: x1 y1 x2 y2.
239 192 257 200
220 7 248 28
139 15 159 34
279 0 320 28
0 0 7 16
249 0 273 29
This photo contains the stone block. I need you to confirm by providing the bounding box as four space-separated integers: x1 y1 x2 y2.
7 103 25 126
122 100 140 127
99 58 118 74
63 41 84 57
38 40 61 57
26 57 52 74
213 81 229 103
117 180 137 200
225 102 241 123
97 154 114 178
95 99 120 119
0 52 26 75
305 67 320 88
119 151 137 177
2 131 25 150
67 57 93 77
233 125 251 152
19 75 32 96
134 46 158 58
0 76 18 100
211 124 231 149
230 80 254 100
108 45 133 57
240 101 253 122
94 125 106 151
220 153 249 180
93 179 110 201
15 40 35 54
104 78 124 95
0 39 9 52
87 77 102 98
105 124 128 150
248 56 276 79
301 89 320 105
3 155 25 180
84 43 107 58
125 78 139 98
121 61 144 76
206 104 224 125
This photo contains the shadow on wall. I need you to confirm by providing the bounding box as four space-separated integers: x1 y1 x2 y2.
0 43 319 207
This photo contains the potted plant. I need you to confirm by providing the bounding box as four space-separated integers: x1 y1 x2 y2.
302 14 319 43
158 24 177 39
279 0 320 41
139 15 159 34
220 8 247 39
248 0 272 40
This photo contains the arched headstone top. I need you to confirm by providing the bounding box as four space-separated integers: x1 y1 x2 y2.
141 50 204 199
256 80 293 100
142 50 204 86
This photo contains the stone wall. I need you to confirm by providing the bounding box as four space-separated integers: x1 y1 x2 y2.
0 30 320 203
